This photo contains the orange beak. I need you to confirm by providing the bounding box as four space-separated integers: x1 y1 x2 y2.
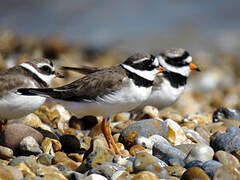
189 63 200 71
55 72 64 78
157 66 164 73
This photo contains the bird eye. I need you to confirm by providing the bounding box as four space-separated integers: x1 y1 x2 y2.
41 65 52 74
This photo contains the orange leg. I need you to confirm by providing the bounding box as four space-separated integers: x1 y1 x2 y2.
100 118 126 157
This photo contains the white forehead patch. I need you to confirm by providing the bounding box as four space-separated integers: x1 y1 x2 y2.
184 56 192 63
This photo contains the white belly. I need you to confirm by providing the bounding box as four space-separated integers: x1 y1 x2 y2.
137 78 185 110
60 80 152 117
0 92 46 119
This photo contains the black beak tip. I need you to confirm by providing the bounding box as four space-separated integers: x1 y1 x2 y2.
196 68 201 72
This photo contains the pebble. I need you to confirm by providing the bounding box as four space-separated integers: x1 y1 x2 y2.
119 119 168 148
141 105 159 119
59 134 80 153
37 153 53 165
21 113 42 127
0 165 23 180
184 129 209 144
184 160 203 169
9 156 38 173
184 113 212 125
201 160 222 179
215 150 240 167
180 167 210 180
210 127 240 152
38 166 67 180
133 152 168 178
213 107 240 122
165 119 190 145
87 162 125 179
195 126 211 143
69 115 98 130
213 165 240 180
111 170 132 180
165 163 186 177
184 143 214 163
0 145 13 159
129 145 146 156
113 112 131 122
1 124 43 150
41 137 62 156
19 136 42 154
84 174 108 180
132 171 158 180
153 141 187 163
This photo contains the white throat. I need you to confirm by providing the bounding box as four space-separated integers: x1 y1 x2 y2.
20 63 55 85
121 64 158 81
157 56 191 77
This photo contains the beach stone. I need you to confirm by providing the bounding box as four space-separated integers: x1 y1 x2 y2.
15 161 36 177
21 113 42 127
77 142 114 173
38 166 67 180
141 106 159 119
80 136 92 151
59 134 80 153
68 153 84 162
0 165 23 180
37 153 53 165
159 108 183 123
210 127 240 152
184 143 214 163
184 113 212 125
195 126 211 143
41 137 61 156
69 115 98 130
201 160 222 179
165 163 186 177
184 160 203 169
84 174 108 180
129 145 146 156
113 112 131 122
119 119 167 148
180 167 210 180
1 124 43 150
53 151 78 170
0 145 13 159
213 165 240 180
34 127 59 140
184 129 209 144
153 141 187 163
132 171 158 180
67 172 84 180
213 107 240 122
133 152 168 178
215 150 239 167
111 170 132 180
165 119 190 145
9 156 38 173
135 136 153 149
20 136 42 154
88 162 125 179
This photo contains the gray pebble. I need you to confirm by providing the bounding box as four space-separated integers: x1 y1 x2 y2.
201 160 222 179
20 136 42 154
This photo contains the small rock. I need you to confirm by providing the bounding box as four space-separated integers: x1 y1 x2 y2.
20 136 42 154
1 124 43 150
9 156 38 173
165 119 190 145
184 160 203 169
0 145 13 159
41 137 61 156
140 106 159 119
215 150 240 168
84 174 108 180
201 160 222 179
0 165 23 180
133 152 168 178
37 154 53 165
165 163 186 177
111 170 132 180
213 107 240 122
88 162 125 179
153 141 187 163
68 153 84 162
213 165 240 180
77 140 115 173
184 143 214 164
59 134 80 153
132 171 158 180
15 162 36 177
129 145 146 156
184 113 212 125
69 116 98 130
180 167 210 180
119 119 167 148
195 126 211 143
135 135 169 149
38 166 67 180
113 112 131 122
21 113 42 127
184 129 209 144
67 172 84 180
53 151 78 171
210 127 240 152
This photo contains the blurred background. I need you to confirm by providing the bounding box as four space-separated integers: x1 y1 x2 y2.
0 0 240 114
